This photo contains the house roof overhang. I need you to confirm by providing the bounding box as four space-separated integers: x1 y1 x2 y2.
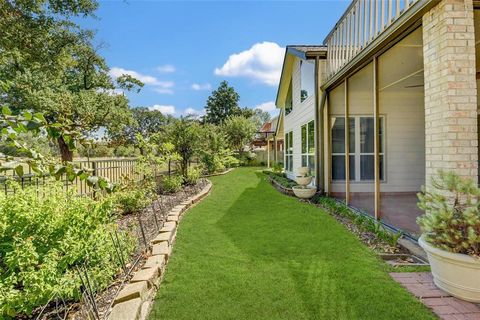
275 46 327 109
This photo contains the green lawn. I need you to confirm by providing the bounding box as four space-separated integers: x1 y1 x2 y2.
149 167 435 320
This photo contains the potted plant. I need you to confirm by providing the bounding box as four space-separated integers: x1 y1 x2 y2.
292 167 316 199
417 170 480 302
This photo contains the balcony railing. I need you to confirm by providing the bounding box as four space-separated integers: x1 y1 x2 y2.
324 0 420 79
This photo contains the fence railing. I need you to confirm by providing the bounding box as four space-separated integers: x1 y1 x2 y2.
324 0 420 79
0 158 146 196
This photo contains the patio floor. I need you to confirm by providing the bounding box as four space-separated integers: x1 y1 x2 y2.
333 192 423 236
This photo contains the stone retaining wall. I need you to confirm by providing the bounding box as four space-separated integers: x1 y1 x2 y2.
107 181 213 320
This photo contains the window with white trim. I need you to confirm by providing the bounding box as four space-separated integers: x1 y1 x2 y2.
285 131 293 172
331 116 384 181
301 120 315 172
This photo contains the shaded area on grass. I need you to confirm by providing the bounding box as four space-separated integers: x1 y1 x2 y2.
149 168 436 320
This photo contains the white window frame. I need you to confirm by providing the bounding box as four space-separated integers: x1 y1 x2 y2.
330 115 385 182
301 120 315 172
285 131 293 172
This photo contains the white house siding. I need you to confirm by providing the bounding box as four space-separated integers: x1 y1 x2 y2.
284 57 317 181
329 62 425 193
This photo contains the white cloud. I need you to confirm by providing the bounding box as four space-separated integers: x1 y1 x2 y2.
214 42 285 86
109 67 174 94
191 83 212 91
148 104 176 115
255 101 276 112
156 64 176 73
183 107 205 117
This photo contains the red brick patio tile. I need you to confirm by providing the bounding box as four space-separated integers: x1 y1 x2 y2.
390 272 480 320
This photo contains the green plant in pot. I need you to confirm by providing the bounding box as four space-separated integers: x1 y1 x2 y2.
417 170 480 302
292 167 316 199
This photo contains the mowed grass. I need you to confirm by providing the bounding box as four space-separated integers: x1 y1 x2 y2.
149 167 435 320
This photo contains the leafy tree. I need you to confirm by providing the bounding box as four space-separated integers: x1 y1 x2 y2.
198 124 237 173
223 116 256 154
0 0 141 162
167 117 201 178
109 107 173 148
204 81 241 125
250 108 271 129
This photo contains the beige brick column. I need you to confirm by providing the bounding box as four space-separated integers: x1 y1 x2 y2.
423 0 478 187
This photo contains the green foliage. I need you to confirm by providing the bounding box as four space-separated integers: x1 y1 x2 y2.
114 145 140 157
204 81 240 125
314 196 403 247
223 116 256 154
76 142 114 158
198 124 237 174
0 0 139 161
271 162 283 174
250 108 271 130
161 175 183 194
265 171 297 189
185 167 201 186
113 178 155 215
417 170 480 256
167 117 201 178
0 182 135 318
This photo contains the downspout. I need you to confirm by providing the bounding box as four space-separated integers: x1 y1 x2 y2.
314 56 327 193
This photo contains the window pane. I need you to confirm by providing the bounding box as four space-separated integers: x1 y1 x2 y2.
331 118 345 153
289 155 293 172
360 155 384 180
349 118 355 153
302 155 307 167
360 155 374 180
308 121 315 154
301 125 307 154
379 118 384 154
300 60 315 102
308 155 315 172
349 155 355 180
332 155 345 180
360 118 374 153
332 155 355 180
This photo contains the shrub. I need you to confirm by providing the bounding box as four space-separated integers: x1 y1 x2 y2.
417 170 480 256
114 188 150 215
161 175 183 193
265 171 297 189
185 167 201 186
0 182 135 318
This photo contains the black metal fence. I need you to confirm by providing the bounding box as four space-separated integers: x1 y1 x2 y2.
0 158 145 196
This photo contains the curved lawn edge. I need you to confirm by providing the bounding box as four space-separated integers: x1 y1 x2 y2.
149 168 436 320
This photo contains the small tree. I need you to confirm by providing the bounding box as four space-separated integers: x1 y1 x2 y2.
223 116 256 155
167 117 201 178
204 81 241 125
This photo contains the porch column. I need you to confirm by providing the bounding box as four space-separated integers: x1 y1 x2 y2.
344 79 350 205
423 0 478 188
267 138 271 168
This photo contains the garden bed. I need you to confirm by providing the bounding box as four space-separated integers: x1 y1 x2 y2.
25 179 209 320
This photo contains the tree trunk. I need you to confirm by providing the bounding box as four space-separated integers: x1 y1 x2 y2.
57 135 73 162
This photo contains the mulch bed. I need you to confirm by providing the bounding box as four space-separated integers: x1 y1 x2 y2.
27 179 209 320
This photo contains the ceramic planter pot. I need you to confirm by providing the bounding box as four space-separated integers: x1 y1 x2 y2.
292 186 316 199
297 167 310 176
295 176 313 186
419 235 480 302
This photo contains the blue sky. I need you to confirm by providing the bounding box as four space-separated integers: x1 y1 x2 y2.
81 1 349 117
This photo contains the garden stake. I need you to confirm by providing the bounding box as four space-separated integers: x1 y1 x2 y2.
152 201 160 232
82 264 100 320
110 232 127 274
137 213 148 249
113 230 127 269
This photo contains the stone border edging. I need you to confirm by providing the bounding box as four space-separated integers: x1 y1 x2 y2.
201 167 235 178
107 180 213 320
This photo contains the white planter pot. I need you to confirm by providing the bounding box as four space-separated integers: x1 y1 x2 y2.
295 176 313 186
419 235 480 302
292 186 316 199
297 167 310 176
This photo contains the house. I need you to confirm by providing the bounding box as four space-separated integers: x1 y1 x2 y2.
276 0 479 237
252 115 284 167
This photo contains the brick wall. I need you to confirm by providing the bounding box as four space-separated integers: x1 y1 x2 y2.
422 0 478 187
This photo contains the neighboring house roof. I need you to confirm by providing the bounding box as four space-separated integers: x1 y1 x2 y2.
275 45 327 109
